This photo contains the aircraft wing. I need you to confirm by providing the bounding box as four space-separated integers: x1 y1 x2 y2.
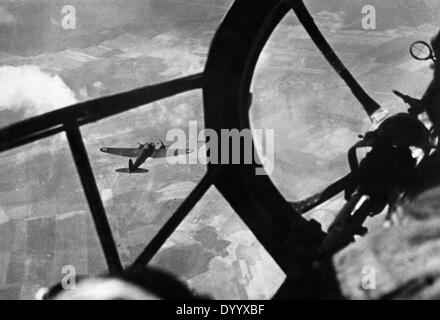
100 147 141 158
150 148 192 159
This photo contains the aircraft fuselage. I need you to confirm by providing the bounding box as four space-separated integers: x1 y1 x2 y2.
101 140 189 173
130 145 155 172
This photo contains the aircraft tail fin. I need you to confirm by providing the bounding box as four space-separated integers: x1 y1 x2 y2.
117 159 148 173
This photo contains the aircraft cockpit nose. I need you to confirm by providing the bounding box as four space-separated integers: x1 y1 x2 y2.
100 147 108 152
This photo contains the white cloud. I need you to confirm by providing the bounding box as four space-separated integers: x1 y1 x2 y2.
0 65 77 116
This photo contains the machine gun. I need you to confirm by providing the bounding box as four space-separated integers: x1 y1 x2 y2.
317 113 431 258
315 38 440 258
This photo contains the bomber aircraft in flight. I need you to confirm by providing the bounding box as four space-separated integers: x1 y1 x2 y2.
100 140 192 173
